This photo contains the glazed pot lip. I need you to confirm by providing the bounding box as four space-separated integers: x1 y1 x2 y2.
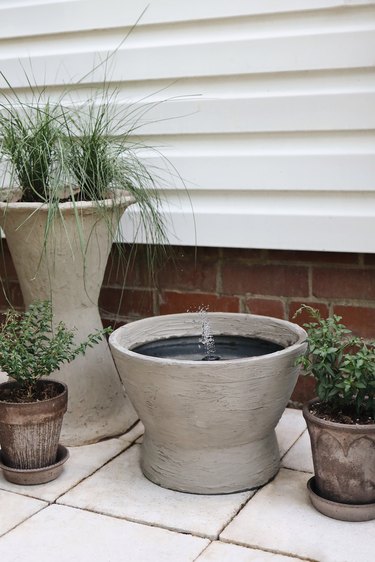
0 379 67 406
109 312 307 366
0 189 135 213
303 398 375 431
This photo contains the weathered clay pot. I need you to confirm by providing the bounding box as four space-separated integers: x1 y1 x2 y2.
0 194 138 445
0 380 67 470
110 312 307 494
303 400 375 506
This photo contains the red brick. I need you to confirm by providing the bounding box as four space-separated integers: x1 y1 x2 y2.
245 298 285 319
105 243 168 288
332 305 375 339
268 250 359 265
191 247 220 260
313 268 375 300
290 375 316 404
221 263 308 297
289 301 329 326
99 287 154 317
363 254 375 266
103 245 138 287
161 246 220 261
156 252 217 292
221 248 264 261
159 291 240 315
133 244 168 287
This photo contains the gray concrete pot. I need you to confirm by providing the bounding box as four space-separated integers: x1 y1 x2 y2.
110 312 307 494
0 194 138 445
304 400 375 511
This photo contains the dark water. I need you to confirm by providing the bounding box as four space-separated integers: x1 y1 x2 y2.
133 335 284 361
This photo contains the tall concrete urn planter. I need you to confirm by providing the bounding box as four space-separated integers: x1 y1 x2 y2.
110 312 307 494
0 193 138 445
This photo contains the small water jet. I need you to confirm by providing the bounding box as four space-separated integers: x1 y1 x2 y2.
199 306 218 360
110 312 307 494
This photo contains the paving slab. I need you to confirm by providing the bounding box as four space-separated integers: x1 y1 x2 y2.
221 468 375 562
196 541 305 561
0 490 46 537
58 443 254 539
275 408 306 458
281 430 314 473
0 426 142 502
0 504 209 562
117 421 144 444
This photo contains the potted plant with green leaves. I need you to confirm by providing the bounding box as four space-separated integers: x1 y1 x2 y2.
295 305 375 522
0 301 109 485
0 82 167 445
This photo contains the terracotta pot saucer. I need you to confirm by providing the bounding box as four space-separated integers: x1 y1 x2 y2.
0 444 69 485
307 477 375 522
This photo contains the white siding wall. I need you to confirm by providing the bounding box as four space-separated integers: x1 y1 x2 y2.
0 0 374 251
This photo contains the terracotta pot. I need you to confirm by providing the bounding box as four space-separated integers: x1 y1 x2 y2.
0 380 67 469
110 312 307 494
0 194 138 445
303 399 375 505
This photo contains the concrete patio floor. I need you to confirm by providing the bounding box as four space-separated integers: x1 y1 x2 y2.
0 408 374 562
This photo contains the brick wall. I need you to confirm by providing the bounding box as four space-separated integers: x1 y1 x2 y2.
2 242 375 405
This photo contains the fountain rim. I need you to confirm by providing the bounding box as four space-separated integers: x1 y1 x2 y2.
109 312 307 366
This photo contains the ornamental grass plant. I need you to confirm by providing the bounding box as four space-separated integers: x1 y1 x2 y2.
0 78 167 245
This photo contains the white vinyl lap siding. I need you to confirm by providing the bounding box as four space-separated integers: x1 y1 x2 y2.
0 0 374 251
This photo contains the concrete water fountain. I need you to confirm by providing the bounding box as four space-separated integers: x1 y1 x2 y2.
109 312 307 494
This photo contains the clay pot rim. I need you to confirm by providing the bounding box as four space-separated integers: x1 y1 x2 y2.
110 312 307 366
303 398 375 432
0 379 67 406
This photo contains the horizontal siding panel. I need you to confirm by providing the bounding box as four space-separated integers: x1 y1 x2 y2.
142 154 375 191
1 0 374 40
137 131 375 154
121 191 375 252
161 213 375 252
133 94 375 135
1 92 372 134
1 30 375 88
0 1 374 251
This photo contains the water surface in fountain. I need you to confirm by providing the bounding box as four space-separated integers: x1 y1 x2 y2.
133 335 284 361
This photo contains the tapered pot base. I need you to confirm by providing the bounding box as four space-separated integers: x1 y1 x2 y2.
307 477 375 522
141 431 280 494
0 444 69 485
